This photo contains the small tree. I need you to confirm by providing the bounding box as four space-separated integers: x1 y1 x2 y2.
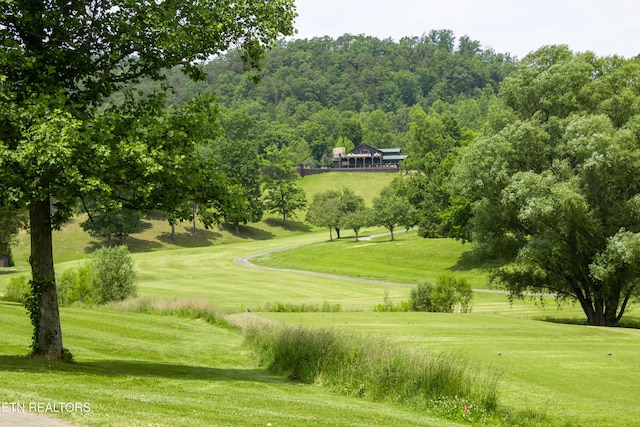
306 190 342 240
342 208 371 242
262 145 307 227
90 246 137 304
371 185 417 240
80 202 145 246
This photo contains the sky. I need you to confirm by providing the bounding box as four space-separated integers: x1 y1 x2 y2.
293 0 640 59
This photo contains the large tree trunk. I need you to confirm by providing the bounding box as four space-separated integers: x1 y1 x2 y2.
29 197 64 360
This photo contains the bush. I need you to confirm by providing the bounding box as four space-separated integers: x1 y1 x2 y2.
58 264 93 305
3 275 30 304
91 246 137 304
410 275 473 313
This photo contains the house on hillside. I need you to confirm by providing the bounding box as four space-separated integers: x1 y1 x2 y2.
332 144 407 171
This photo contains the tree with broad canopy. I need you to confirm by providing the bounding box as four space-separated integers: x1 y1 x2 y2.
0 0 296 360
451 46 640 326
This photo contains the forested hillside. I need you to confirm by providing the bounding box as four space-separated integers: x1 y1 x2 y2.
131 30 517 165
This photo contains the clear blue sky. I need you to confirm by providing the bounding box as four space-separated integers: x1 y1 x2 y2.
293 0 640 59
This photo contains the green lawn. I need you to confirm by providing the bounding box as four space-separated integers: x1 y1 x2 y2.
2 170 640 426
256 311 640 427
299 171 396 206
0 301 464 427
2 229 640 425
251 231 493 289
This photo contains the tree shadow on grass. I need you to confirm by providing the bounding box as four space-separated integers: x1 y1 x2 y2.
83 236 164 255
156 228 223 248
263 218 312 232
0 355 287 384
219 223 275 241
448 249 506 272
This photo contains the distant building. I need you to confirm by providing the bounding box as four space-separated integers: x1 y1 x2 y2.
332 144 407 171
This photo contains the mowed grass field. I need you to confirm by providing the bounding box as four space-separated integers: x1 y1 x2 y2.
1 171 640 426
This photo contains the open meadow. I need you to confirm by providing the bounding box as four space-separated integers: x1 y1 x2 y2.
1 172 639 426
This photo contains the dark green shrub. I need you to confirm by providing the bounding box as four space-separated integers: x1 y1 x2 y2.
90 246 137 304
410 275 473 313
3 275 30 304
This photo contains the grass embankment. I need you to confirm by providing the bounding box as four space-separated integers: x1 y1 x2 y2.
0 301 465 427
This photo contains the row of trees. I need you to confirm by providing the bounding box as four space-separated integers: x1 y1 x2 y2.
306 185 418 242
127 31 515 167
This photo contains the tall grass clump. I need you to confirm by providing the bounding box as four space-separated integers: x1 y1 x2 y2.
109 297 226 326
262 301 342 313
245 324 499 421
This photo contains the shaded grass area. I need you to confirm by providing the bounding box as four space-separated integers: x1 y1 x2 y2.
0 301 465 427
8 212 311 268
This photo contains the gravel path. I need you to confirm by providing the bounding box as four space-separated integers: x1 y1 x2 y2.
0 412 79 427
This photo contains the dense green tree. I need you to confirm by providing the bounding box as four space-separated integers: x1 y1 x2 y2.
80 203 145 246
209 135 264 231
371 185 417 241
0 0 296 359
306 188 367 240
336 188 366 238
451 46 640 326
306 190 342 240
262 144 307 227
362 109 396 147
342 207 371 242
398 106 471 237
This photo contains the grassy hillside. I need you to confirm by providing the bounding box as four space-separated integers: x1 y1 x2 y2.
7 171 394 269
298 171 396 206
251 231 492 288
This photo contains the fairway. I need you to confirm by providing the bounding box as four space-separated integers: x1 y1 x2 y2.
1 172 640 426
251 231 493 289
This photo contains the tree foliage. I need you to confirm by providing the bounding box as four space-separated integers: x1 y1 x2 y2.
262 144 307 227
306 188 366 240
0 206 26 266
370 184 418 241
133 31 516 165
0 0 296 359
451 46 640 326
